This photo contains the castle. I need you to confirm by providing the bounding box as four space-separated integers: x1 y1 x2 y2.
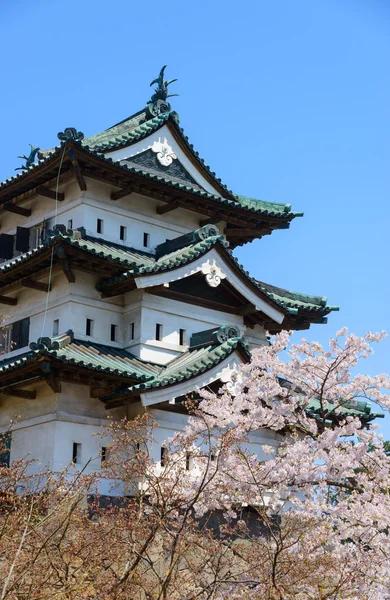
1 67 369 488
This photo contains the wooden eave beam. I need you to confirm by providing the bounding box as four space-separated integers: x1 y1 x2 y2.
3 203 31 217
0 171 73 215
225 228 271 237
0 295 17 305
55 246 75 283
110 186 134 200
0 386 36 399
45 378 62 393
68 150 87 191
36 186 65 201
21 279 51 293
156 200 180 215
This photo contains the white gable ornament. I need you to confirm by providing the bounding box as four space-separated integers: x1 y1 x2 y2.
201 259 226 288
151 138 177 167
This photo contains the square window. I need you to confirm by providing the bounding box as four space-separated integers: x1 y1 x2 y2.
129 322 135 340
156 323 163 341
110 324 117 342
143 232 150 247
72 442 81 465
86 318 94 337
120 226 127 241
179 329 186 346
97 219 104 234
53 319 59 337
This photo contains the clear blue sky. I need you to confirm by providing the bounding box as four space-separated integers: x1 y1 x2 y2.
1 1 389 431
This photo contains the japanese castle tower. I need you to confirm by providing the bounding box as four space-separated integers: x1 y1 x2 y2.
0 67 371 483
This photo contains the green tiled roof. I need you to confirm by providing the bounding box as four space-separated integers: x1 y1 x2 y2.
256 281 340 314
131 336 248 393
235 195 302 218
0 328 249 400
0 332 159 381
306 397 383 422
83 110 171 152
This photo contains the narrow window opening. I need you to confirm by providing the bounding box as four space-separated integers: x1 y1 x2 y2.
186 452 191 471
97 219 104 234
72 443 81 465
101 447 107 466
179 329 186 346
161 446 166 467
86 318 94 337
129 322 135 340
155 323 163 341
120 225 127 241
53 319 59 337
143 232 150 247
110 324 117 342
210 453 216 462
67 219 73 230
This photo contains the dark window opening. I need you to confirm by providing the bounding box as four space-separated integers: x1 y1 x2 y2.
97 219 104 234
179 329 186 346
120 226 127 241
101 447 107 466
143 232 150 247
67 219 73 230
110 324 117 342
130 322 135 340
86 318 93 337
0 433 11 467
53 319 59 337
161 446 166 467
186 452 191 471
156 323 163 341
72 442 81 465
0 318 31 353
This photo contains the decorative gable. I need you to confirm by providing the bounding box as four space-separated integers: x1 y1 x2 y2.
123 148 202 189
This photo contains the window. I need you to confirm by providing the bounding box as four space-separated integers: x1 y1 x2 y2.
97 219 104 234
53 319 59 337
110 324 117 342
186 452 192 471
86 318 94 337
160 446 166 467
129 322 135 340
143 232 150 247
0 318 30 354
155 323 163 341
179 329 186 346
67 219 73 230
0 433 11 468
72 443 82 465
120 226 127 241
101 447 107 466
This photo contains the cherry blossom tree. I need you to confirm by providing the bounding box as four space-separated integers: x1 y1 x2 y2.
1 328 390 599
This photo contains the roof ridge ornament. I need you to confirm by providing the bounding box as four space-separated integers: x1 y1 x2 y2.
57 127 85 143
147 65 179 119
15 144 41 172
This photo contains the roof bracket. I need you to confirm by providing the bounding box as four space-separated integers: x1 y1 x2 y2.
36 186 65 202
0 386 36 399
3 203 31 217
110 185 134 201
0 295 17 306
68 150 87 191
156 200 180 215
21 279 51 293
55 246 75 283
